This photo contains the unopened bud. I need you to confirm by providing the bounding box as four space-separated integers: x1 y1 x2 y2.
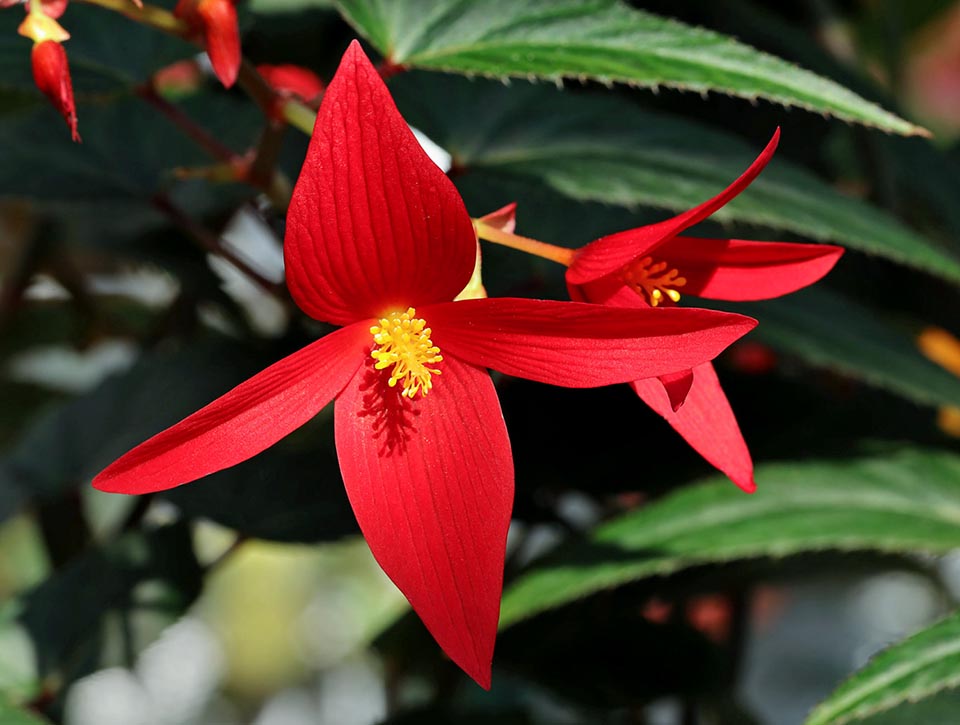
31 40 80 142
175 0 240 88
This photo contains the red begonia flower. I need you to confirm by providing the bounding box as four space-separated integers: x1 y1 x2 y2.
92 41 756 688
565 131 844 493
175 0 240 88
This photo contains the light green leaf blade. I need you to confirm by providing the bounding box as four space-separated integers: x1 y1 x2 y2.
722 288 960 409
337 0 924 135
806 610 960 725
390 73 960 284
0 696 48 725
500 449 960 628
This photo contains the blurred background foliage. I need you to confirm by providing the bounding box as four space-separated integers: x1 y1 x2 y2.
2 0 960 723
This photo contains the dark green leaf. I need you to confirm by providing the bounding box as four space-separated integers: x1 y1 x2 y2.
500 449 960 627
721 288 960 409
337 0 923 134
18 522 201 682
391 73 960 284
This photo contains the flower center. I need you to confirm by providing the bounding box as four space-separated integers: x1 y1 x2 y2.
370 307 442 398
622 257 687 306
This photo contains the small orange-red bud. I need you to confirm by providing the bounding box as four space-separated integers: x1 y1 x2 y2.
40 0 68 19
31 40 80 142
257 64 325 104
175 0 240 89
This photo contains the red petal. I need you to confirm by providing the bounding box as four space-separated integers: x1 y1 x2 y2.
477 202 517 234
632 362 755 492
567 129 780 286
285 41 475 326
198 0 240 88
93 323 370 495
335 355 512 689
660 236 844 300
31 41 79 142
424 298 756 387
659 369 694 411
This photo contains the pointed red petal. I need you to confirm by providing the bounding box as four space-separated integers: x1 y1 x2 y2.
424 298 756 387
31 41 79 142
93 323 370 495
567 129 780 286
477 202 517 234
659 369 694 411
632 362 755 492
285 41 475 326
335 355 512 689
660 237 844 300
198 0 240 88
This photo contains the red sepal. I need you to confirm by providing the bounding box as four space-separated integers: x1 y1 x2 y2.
424 298 756 388
175 0 240 88
92 323 370 495
632 362 755 492
567 129 780 286
335 355 512 689
285 41 475 325
659 237 844 301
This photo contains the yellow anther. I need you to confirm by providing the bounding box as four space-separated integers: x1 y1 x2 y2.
370 307 442 398
622 256 687 307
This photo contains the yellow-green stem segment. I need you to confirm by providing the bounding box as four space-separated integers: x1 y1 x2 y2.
473 220 576 267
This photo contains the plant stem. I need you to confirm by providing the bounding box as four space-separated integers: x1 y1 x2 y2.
473 220 576 267
74 0 188 35
138 84 238 163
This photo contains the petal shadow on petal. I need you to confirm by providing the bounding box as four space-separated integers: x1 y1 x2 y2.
355 360 422 457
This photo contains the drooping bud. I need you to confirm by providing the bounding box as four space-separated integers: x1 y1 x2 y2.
31 40 80 142
175 0 240 88
257 64 325 104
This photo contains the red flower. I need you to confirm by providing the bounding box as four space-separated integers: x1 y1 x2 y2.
175 0 240 88
92 42 756 687
563 131 844 492
18 12 78 142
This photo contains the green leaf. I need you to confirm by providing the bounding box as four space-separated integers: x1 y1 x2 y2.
336 0 923 135
500 449 960 628
0 92 259 202
806 610 960 725
0 697 48 725
723 288 960 409
391 73 960 284
18 522 202 683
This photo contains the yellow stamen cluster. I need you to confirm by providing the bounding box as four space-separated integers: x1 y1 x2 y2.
370 308 442 398
623 257 687 306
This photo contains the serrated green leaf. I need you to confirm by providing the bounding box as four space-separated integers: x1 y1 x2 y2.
336 0 923 135
806 610 960 725
721 288 960 409
0 697 48 725
500 449 960 628
390 73 960 284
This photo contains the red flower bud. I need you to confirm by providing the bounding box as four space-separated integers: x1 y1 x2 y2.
257 64 325 104
175 0 240 88
40 0 67 19
31 39 80 142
